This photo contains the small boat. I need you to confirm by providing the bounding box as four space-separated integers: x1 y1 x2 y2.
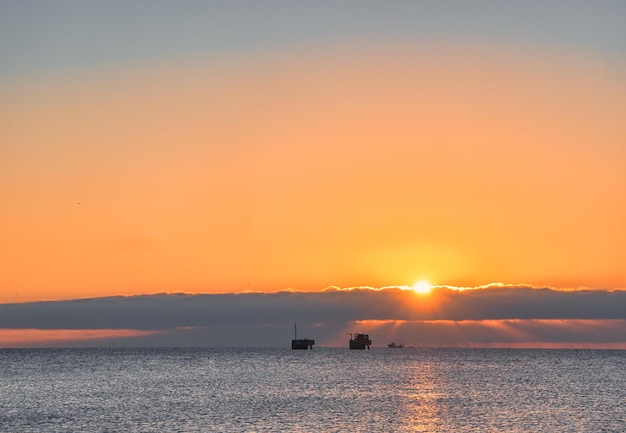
349 333 371 350
387 342 404 348
291 323 314 350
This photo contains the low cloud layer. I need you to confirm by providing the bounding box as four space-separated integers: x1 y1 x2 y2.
1 287 625 348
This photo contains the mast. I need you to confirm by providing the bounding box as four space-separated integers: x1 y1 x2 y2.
291 323 315 350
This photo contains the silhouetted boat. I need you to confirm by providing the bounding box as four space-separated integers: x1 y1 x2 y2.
291 323 314 350
349 333 371 350
387 342 404 348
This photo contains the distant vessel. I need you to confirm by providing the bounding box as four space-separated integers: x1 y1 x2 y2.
291 323 314 350
349 333 371 350
387 342 404 348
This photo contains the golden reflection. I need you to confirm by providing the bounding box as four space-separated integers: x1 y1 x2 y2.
402 354 444 432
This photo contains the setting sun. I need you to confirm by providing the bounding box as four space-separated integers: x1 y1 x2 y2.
412 280 433 295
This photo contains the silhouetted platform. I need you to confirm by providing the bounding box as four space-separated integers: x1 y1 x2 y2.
291 323 314 349
349 333 371 350
292 338 315 350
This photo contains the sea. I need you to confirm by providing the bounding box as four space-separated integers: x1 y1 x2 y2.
0 347 624 433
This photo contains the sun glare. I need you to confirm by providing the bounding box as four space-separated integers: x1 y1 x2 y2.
412 280 432 294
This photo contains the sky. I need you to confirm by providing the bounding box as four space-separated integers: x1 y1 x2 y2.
1 1 625 348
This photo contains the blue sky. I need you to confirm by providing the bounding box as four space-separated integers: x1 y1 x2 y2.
2 0 625 80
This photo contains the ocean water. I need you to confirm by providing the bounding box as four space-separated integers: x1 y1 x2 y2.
0 348 624 432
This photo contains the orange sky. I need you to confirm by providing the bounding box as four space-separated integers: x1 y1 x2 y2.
2 44 625 303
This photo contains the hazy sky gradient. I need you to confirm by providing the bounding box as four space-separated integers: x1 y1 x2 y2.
1 1 625 347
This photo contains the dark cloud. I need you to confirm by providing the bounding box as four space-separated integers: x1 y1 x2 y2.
1 287 625 347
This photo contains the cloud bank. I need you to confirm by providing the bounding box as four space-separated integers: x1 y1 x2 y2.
1 286 624 348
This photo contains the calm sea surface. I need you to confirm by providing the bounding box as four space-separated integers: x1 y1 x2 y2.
0 348 624 432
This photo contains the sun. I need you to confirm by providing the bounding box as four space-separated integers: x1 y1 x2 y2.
412 280 432 294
